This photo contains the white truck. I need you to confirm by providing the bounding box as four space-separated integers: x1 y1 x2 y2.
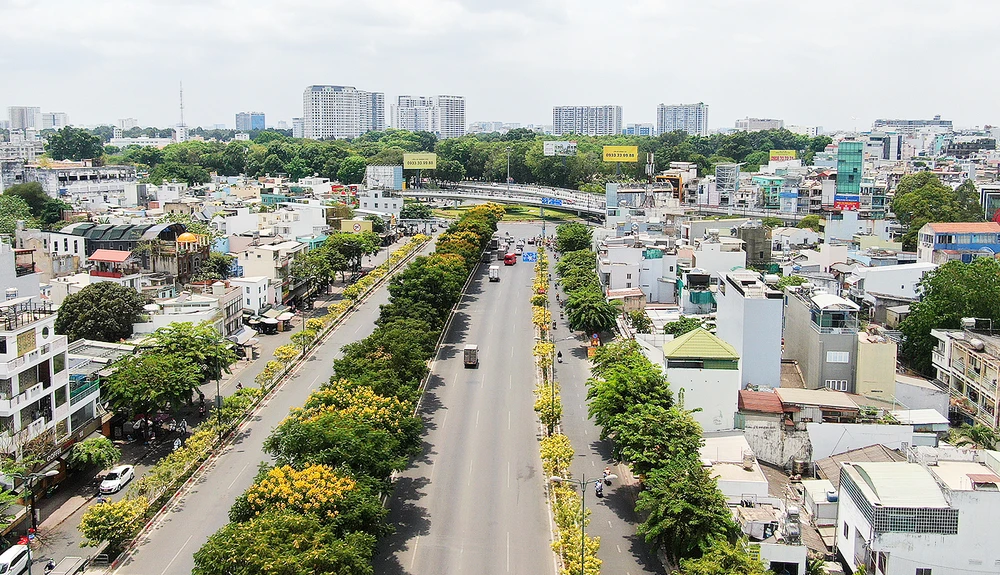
488 265 500 282
463 344 479 368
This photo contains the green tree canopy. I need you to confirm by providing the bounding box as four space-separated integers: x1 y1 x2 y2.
194 252 235 282
797 214 821 232
891 173 984 249
46 126 104 160
67 436 121 469
679 539 772 575
2 182 48 216
54 282 146 342
565 289 621 334
337 156 367 184
103 353 203 416
143 321 237 383
664 316 703 336
400 202 432 220
900 258 1000 375
556 222 593 252
0 194 33 235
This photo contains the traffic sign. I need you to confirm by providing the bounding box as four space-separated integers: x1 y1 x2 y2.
522 252 538 263
541 197 563 206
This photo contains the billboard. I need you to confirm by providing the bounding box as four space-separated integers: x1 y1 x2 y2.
769 150 797 162
544 141 578 157
403 153 437 169
364 165 403 190
834 195 861 211
340 219 374 233
602 146 639 162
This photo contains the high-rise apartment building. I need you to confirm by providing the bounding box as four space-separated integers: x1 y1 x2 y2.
835 140 863 210
552 106 622 136
292 118 304 139
41 113 69 130
236 112 265 131
623 123 655 136
116 118 138 130
302 86 385 140
8 107 41 131
656 103 709 136
734 117 784 132
391 95 465 139
873 115 952 134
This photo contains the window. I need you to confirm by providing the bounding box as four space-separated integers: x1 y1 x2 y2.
878 552 887 574
74 240 78 252
0 337 5 354
626 273 632 279
246 299 251 306
827 351 850 363
54 385 67 408
843 522 848 538
626 282 632 288
53 353 65 374
826 380 849 391
915 569 931 575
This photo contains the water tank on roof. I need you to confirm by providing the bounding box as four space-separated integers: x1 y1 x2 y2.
177 232 198 243
764 274 780 284
970 339 986 351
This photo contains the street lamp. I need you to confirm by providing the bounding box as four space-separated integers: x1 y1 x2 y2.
10 469 59 532
550 472 617 574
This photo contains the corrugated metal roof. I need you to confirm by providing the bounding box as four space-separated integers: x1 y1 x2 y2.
815 445 905 489
662 328 739 360
774 387 859 410
88 249 132 263
847 462 948 508
738 390 784 414
924 222 1000 233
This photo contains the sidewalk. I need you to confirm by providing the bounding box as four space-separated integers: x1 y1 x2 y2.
28 240 404 570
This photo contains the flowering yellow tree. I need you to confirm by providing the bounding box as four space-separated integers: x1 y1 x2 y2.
532 306 552 330
305 318 325 331
243 464 355 519
79 496 149 553
255 360 283 388
273 345 300 364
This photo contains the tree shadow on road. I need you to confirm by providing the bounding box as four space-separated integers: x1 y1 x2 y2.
372 475 432 575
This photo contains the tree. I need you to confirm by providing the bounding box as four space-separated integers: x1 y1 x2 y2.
797 214 821 232
434 158 466 182
54 282 146 342
776 275 807 290
39 199 70 227
0 194 33 235
900 259 1000 375
679 539 771 575
68 436 121 470
79 496 149 554
636 461 737 570
891 172 984 249
556 222 593 253
2 182 48 216
565 289 620 334
325 232 380 275
627 310 653 334
613 404 703 477
761 216 783 228
144 321 237 383
954 424 1000 449
193 512 376 575
400 202 432 220
45 126 104 160
664 316 702 336
103 353 203 416
337 156 367 184
194 252 235 281
587 343 673 435
363 214 386 234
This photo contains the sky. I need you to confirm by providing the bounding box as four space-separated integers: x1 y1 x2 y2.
2 0 999 132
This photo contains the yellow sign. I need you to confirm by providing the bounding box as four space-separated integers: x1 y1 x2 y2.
602 146 639 163
769 150 797 162
340 219 373 233
403 153 437 169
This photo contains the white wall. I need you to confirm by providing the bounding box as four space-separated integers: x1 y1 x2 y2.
742 419 811 467
859 263 935 300
806 423 913 461
716 277 783 388
667 367 740 432
692 243 746 279
895 379 949 420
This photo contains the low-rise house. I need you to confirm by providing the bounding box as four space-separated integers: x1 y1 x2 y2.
931 327 1000 429
917 221 1000 264
662 328 740 432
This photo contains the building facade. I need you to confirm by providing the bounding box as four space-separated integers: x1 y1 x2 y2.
931 328 1000 429
302 85 385 140
235 112 265 131
716 271 784 388
552 105 622 136
916 222 1000 264
834 140 863 210
40 113 69 130
391 95 465 139
782 288 860 392
872 115 952 134
662 329 741 431
7 107 41 131
656 102 709 136
735 117 784 131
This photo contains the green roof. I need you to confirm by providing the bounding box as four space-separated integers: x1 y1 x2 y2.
662 328 739 360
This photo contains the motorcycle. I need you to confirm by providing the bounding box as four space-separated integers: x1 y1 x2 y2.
595 480 603 498
557 351 563 363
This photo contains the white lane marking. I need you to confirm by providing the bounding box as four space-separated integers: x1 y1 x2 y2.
509 374 512 389
354 323 363 334
584 428 588 436
441 411 448 428
410 536 420 569
468 461 473 485
308 374 323 389
510 347 514 358
476 410 480 428
608 520 613 528
617 545 622 553
507 531 511 572
591 461 595 467
160 534 194 575
227 462 251 490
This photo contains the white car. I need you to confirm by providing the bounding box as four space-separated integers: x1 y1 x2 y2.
100 465 135 494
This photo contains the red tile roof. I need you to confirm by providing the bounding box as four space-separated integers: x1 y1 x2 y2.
924 222 1000 233
88 249 133 263
738 390 784 414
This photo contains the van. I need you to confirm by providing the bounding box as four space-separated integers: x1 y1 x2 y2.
0 545 30 575
488 265 500 282
503 253 517 266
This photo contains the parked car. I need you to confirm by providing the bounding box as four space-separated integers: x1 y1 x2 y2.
100 465 135 494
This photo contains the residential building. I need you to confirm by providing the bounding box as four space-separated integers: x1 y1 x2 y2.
552 105 623 136
872 115 952 134
40 113 69 130
133 282 244 338
356 188 402 219
235 112 265 132
931 327 1000 429
235 240 306 302
734 221 771 267
916 221 1000 264
48 249 143 306
302 85 385 140
771 227 819 251
662 328 741 432
22 160 137 200
854 331 898 399
292 117 304 139
7 107 41 131
433 95 465 139
14 226 87 281
622 123 655 136
116 118 138 130
836 446 1000 575
655 102 709 136
843 263 936 324
735 117 784 132
391 95 466 139
782 288 860 392
834 140 863 210
0 139 44 163
716 271 784 388
787 125 822 137
230 276 271 314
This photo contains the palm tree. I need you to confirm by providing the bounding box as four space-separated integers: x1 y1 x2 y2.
954 424 1000 449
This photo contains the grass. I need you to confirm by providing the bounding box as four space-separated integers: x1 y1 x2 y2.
432 204 583 222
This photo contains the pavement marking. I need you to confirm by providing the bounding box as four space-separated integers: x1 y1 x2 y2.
510 347 514 358
410 536 420 569
159 534 194 575
507 461 510 488
307 374 323 389
354 323 364 334
608 520 613 528
584 428 588 436
441 411 448 428
227 462 252 490
468 461 473 485
509 374 512 389
507 531 511 572
617 545 622 553
591 461 595 467
476 410 480 428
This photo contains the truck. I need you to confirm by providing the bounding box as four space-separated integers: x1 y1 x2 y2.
463 344 479 368
481 250 493 263
488 234 501 251
488 265 500 282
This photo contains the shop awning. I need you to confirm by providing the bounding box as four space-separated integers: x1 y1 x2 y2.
227 327 258 345
276 312 295 322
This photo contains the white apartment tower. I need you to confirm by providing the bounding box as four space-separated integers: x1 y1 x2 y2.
7 107 41 131
391 95 465 139
552 105 623 136
41 113 69 130
302 85 386 140
656 103 708 136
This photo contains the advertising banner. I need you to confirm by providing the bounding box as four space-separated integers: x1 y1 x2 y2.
602 146 639 163
403 153 437 169
834 195 860 210
544 141 578 157
769 150 797 162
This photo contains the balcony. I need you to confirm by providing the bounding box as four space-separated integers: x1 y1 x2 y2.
932 350 946 367
90 270 124 278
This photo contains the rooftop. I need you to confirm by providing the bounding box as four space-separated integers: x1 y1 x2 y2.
890 409 949 426
774 388 859 411
923 222 1000 234
842 462 949 508
738 389 784 414
810 292 860 311
931 460 1000 492
88 249 132 263
662 328 739 360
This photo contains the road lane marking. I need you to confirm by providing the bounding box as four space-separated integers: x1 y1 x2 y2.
308 374 323 389
228 462 252 490
584 428 588 435
507 531 511 572
410 536 420 569
617 545 622 553
507 461 510 488
476 410 480 427
608 520 613 528
510 347 514 358
160 534 194 575
509 374 512 389
468 461 473 485
441 411 448 428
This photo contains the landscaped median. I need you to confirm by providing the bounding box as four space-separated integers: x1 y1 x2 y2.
77 234 432 565
531 246 602 575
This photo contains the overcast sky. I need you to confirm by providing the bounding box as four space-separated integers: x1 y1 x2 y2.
2 0 998 132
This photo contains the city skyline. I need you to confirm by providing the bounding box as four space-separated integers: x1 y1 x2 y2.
2 1 999 131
